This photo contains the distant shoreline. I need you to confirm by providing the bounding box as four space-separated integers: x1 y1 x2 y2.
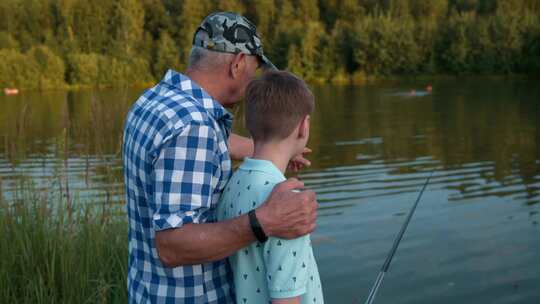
3 74 538 94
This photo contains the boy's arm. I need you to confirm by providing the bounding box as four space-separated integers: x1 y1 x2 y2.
228 133 253 160
229 133 312 170
272 297 301 304
288 147 312 172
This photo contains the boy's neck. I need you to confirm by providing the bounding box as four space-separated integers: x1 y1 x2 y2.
252 141 296 174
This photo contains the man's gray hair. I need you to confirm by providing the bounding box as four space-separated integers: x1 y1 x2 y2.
188 46 234 71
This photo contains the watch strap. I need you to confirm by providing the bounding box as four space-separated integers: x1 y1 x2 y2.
248 209 268 243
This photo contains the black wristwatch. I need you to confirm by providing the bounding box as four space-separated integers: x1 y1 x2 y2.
248 210 268 243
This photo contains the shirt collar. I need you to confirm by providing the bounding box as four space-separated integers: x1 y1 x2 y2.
161 69 234 125
239 158 286 180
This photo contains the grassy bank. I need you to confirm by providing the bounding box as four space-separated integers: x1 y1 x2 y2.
0 179 128 303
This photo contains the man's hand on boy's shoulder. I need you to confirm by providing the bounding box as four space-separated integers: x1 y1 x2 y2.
256 177 318 239
288 147 312 172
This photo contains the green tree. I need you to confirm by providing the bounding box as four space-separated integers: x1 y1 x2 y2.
245 0 276 46
52 0 78 55
2 0 540 87
29 45 66 89
390 0 410 17
328 0 364 74
449 0 479 12
467 18 495 73
318 0 339 29
297 0 320 23
0 31 20 50
477 0 497 15
10 0 55 50
520 12 540 73
110 0 145 57
177 0 212 69
359 0 391 13
67 53 101 85
286 44 303 75
268 0 300 69
142 0 173 40
409 0 448 19
408 0 447 73
315 32 339 81
153 31 180 78
489 0 526 72
0 49 40 89
71 0 115 54
215 0 246 14
283 21 328 81
435 11 474 73
353 14 420 75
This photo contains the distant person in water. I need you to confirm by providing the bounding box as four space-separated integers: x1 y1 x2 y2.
217 71 324 304
122 12 318 303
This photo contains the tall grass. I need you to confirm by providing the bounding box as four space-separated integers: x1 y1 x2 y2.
0 177 128 303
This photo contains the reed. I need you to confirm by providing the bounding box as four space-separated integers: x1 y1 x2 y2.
0 178 128 303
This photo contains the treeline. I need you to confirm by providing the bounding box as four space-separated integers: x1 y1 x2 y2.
1 0 540 89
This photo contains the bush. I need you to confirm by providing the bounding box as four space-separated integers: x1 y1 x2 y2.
124 56 154 86
0 49 40 89
435 11 475 73
353 14 421 75
68 53 154 87
0 46 65 90
0 31 20 50
520 14 540 73
153 31 180 78
67 53 101 85
101 56 154 87
29 46 66 89
466 18 496 73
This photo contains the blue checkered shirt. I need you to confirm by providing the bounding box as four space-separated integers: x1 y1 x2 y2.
123 70 235 303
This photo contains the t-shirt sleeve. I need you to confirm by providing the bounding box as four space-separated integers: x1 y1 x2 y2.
263 234 312 299
151 122 219 231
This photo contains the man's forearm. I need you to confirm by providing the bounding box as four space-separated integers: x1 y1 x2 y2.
228 133 253 160
155 178 318 267
155 213 255 267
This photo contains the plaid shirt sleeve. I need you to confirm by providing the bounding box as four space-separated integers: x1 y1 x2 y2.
152 121 220 231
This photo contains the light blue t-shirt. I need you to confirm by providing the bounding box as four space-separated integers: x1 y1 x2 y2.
217 158 324 304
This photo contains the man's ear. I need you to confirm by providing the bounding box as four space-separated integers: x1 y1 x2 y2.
297 115 310 139
230 53 246 79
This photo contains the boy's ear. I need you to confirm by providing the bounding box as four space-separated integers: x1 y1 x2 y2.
230 53 246 79
297 115 310 139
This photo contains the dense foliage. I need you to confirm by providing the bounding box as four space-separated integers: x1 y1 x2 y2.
1 0 539 89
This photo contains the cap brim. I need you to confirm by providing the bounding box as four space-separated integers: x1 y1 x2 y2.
259 54 277 71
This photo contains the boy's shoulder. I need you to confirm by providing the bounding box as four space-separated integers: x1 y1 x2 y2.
218 164 285 220
226 167 283 197
230 159 285 190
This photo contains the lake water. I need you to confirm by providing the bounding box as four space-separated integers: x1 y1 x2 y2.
1 78 539 303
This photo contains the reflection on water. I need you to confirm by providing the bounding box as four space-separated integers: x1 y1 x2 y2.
0 89 133 204
1 79 539 303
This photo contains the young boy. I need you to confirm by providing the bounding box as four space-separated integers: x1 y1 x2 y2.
217 71 323 304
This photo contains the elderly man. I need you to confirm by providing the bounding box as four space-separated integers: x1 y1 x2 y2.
123 12 318 303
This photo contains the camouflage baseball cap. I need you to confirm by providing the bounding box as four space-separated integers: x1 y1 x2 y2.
193 12 277 70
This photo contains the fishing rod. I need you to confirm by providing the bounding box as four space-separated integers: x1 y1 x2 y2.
364 170 435 304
